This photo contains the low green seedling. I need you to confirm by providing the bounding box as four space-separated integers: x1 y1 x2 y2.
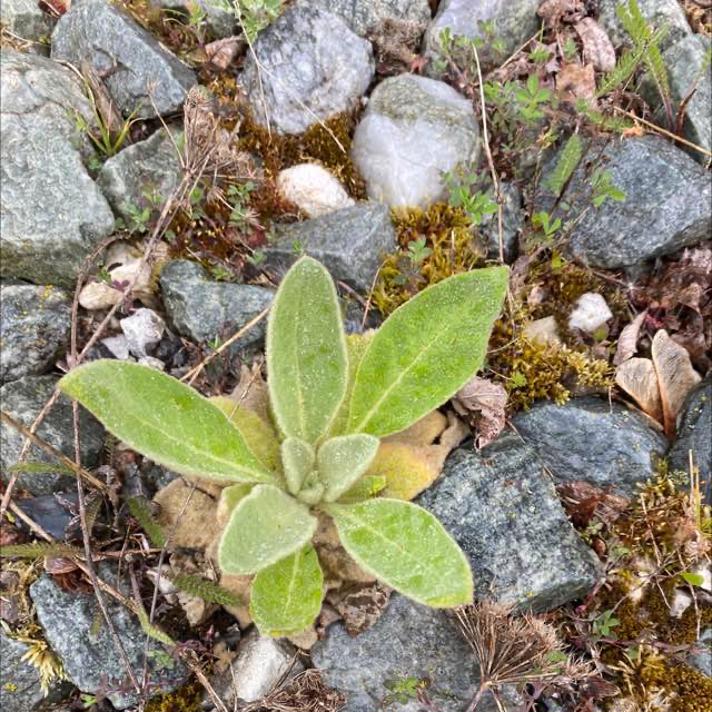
60 257 508 636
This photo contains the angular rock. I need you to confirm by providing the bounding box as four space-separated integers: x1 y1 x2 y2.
351 74 479 208
265 202 396 292
0 51 115 286
536 136 711 269
598 0 691 52
210 629 299 705
51 0 196 118
241 5 374 134
312 593 518 712
0 376 104 496
424 0 541 71
276 163 354 218
0 0 54 41
159 260 274 354
418 434 602 611
304 0 431 37
160 0 236 38
0 630 70 712
669 377 711 504
15 491 81 541
513 397 668 497
0 284 71 383
662 35 712 163
97 127 183 222
30 571 186 710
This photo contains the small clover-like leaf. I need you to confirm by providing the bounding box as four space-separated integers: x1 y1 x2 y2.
218 485 317 575
281 438 315 496
347 267 508 437
325 499 473 607
59 361 273 484
250 545 324 637
267 257 347 443
317 434 380 502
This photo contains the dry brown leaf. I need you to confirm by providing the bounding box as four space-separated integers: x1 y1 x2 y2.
574 18 616 72
651 330 702 437
537 0 586 26
228 363 271 421
219 573 252 628
327 582 391 637
613 310 648 365
452 377 508 448
204 36 242 70
382 410 448 446
615 357 664 423
556 62 597 107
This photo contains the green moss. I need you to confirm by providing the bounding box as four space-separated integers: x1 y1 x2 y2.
146 680 202 712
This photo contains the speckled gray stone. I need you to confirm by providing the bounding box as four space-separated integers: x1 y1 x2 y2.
536 136 712 270
51 0 196 118
0 376 104 495
0 0 54 41
241 5 374 134
481 182 523 262
424 0 541 72
0 51 115 286
598 0 691 52
669 377 711 504
30 571 186 710
0 284 71 383
418 434 602 611
513 397 668 497
160 260 274 354
97 127 183 221
304 0 431 37
0 630 70 712
265 202 396 292
351 74 479 207
312 593 519 712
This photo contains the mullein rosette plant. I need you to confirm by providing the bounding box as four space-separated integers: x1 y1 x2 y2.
60 257 508 636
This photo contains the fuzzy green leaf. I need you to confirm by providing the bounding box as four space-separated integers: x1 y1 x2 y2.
339 474 387 503
317 434 380 502
249 545 324 637
281 438 315 495
59 361 273 484
325 499 473 607
218 484 317 575
266 257 347 443
347 268 508 437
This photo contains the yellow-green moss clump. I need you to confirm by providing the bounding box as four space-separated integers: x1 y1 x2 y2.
146 680 202 712
372 204 486 314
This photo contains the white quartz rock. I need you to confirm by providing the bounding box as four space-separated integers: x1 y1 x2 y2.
276 163 354 217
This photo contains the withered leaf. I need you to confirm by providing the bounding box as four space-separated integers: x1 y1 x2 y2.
204 37 242 70
453 377 508 448
538 0 586 26
556 63 597 107
651 330 702 437
328 582 391 637
615 357 663 424
574 18 616 72
613 310 647 366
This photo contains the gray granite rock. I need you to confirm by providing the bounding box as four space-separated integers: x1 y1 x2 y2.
97 127 183 222
0 51 115 287
15 491 82 541
160 0 236 38
304 0 431 37
481 182 523 263
265 202 396 292
424 0 541 72
418 434 602 611
352 73 479 208
30 571 186 710
0 0 54 41
0 376 104 495
598 0 691 52
0 284 71 383
662 35 712 163
241 5 374 134
688 628 712 678
536 136 711 270
51 0 196 118
513 397 668 497
669 377 711 504
160 260 274 354
0 630 70 712
312 593 519 712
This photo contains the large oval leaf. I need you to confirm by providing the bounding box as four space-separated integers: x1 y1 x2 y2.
250 545 324 637
218 484 317 575
59 360 273 484
266 257 347 443
325 499 473 607
346 267 508 437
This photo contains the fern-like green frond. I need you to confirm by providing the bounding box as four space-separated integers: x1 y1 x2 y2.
127 496 166 548
0 542 83 559
171 574 244 607
545 134 583 197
